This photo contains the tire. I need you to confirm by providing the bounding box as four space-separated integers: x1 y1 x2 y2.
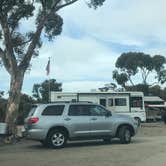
47 129 67 149
103 138 112 144
134 117 141 127
118 126 131 144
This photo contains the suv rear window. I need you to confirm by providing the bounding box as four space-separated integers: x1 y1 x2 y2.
42 105 64 116
28 105 37 117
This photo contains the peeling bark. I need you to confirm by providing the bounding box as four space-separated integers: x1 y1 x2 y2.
5 71 24 135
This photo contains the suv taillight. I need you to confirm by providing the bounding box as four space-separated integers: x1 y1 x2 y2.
28 117 39 124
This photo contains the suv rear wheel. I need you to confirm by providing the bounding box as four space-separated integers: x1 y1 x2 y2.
47 129 67 149
118 126 131 144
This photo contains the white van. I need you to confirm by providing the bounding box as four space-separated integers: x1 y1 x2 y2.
51 91 146 123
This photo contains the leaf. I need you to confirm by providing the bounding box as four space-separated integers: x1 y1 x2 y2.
44 13 63 40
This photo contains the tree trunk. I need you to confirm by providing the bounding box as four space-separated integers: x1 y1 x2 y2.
5 70 24 136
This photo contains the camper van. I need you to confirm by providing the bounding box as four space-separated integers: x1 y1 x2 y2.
51 91 146 123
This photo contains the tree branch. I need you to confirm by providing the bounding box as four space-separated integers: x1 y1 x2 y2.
0 14 17 72
0 47 12 74
19 0 79 71
128 76 135 86
149 82 159 87
55 0 79 11
19 22 45 70
144 70 150 83
16 37 33 47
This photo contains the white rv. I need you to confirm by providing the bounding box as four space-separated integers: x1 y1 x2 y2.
51 91 146 123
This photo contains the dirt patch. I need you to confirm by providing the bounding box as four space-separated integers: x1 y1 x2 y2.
138 122 166 137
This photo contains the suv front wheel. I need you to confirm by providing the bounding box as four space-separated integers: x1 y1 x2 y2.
118 126 131 144
47 129 67 149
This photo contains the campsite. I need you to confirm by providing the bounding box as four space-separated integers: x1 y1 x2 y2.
1 1 166 166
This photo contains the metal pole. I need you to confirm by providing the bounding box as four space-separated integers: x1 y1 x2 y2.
47 57 51 103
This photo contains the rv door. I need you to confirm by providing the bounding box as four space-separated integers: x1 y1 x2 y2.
99 98 107 107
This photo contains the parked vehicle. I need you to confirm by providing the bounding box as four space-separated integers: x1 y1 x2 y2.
51 91 146 124
25 102 138 149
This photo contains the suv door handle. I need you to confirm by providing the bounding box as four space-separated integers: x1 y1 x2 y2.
91 117 97 121
64 118 71 121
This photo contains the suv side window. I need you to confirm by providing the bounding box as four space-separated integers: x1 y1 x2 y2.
42 105 64 116
68 105 90 116
90 105 107 116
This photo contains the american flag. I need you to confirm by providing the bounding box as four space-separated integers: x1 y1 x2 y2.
46 58 50 76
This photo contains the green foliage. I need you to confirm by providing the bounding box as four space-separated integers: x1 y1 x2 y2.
112 70 128 88
0 0 107 134
126 84 149 95
88 0 106 9
44 13 63 40
8 2 35 30
18 93 35 123
32 79 62 103
0 93 35 123
114 52 166 86
152 55 166 72
157 70 166 84
126 84 166 101
0 0 107 67
0 91 4 98
148 86 166 101
98 83 117 92
116 52 138 75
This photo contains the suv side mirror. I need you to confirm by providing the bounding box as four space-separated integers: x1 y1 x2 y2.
106 111 112 117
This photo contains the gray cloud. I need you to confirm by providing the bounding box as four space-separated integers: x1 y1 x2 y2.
1 0 166 95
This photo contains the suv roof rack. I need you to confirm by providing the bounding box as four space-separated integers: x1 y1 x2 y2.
34 101 93 105
49 101 93 103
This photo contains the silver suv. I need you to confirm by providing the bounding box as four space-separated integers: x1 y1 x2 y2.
25 102 138 148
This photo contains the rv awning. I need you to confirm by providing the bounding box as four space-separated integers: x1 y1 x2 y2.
146 104 166 108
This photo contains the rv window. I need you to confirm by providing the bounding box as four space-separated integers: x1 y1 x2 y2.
130 97 143 108
71 99 77 102
108 98 113 106
115 98 127 106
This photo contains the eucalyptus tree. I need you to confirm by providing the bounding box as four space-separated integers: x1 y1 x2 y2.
113 52 166 87
0 0 106 135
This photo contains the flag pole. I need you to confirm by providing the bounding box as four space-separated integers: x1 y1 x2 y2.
46 57 51 103
48 72 50 103
48 57 51 103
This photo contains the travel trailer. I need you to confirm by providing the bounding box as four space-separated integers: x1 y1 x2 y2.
51 91 146 123
144 96 166 121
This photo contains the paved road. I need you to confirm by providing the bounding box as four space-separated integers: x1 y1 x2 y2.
0 135 166 166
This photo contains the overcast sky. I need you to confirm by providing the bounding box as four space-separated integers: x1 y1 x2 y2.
1 0 166 96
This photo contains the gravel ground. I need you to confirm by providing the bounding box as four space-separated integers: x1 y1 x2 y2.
0 122 166 166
